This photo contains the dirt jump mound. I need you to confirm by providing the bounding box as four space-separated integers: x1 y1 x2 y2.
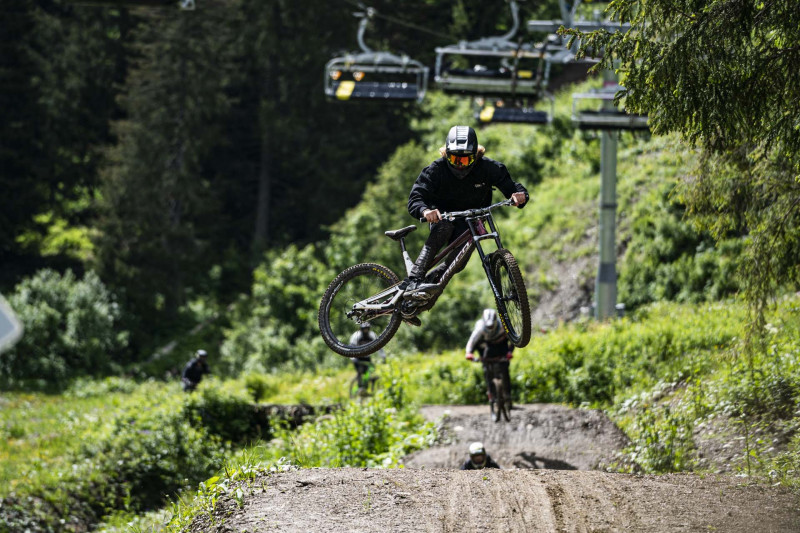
187 404 800 532
403 404 630 471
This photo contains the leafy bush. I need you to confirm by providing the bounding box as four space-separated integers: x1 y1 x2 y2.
183 384 264 443
0 384 235 532
219 245 335 374
242 373 279 402
624 404 695 473
64 376 138 398
619 185 743 309
2 269 129 387
78 396 228 511
266 382 435 469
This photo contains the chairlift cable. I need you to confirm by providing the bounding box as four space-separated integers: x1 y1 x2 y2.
371 11 453 41
338 0 453 42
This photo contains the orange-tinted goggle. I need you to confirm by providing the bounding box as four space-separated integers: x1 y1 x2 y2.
447 152 476 168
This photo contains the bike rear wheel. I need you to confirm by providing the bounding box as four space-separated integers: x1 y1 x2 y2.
319 263 402 357
500 394 511 422
349 376 361 399
490 249 531 348
492 377 504 423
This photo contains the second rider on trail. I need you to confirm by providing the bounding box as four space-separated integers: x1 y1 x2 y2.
402 125 529 325
348 322 385 395
466 308 513 406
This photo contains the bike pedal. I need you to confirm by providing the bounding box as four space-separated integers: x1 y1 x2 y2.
403 316 422 327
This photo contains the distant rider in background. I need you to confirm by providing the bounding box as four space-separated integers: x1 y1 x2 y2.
402 125 529 326
465 308 513 405
348 322 385 392
181 349 210 392
460 441 501 470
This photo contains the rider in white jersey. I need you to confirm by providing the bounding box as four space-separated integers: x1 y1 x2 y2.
465 309 513 404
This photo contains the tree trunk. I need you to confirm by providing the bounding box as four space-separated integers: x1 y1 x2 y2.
253 126 271 256
252 0 284 259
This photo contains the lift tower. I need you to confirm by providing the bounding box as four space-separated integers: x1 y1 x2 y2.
527 1 644 320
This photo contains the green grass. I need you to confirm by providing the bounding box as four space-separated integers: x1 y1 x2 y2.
0 389 130 495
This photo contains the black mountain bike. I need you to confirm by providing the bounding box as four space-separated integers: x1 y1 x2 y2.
319 199 531 357
482 356 512 423
349 362 379 399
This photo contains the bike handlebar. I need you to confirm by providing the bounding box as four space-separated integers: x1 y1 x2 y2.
478 356 510 363
419 198 515 223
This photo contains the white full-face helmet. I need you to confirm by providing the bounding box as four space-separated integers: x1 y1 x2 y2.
469 441 487 468
482 308 501 336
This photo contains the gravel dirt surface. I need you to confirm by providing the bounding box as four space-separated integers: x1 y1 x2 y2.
404 404 630 471
190 404 800 532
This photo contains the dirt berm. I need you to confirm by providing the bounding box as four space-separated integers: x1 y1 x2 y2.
190 405 800 532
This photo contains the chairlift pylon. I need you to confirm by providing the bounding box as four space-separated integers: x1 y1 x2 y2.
324 8 429 103
571 85 649 131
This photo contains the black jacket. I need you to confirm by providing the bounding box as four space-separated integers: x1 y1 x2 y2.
182 357 210 384
460 455 502 470
407 156 528 220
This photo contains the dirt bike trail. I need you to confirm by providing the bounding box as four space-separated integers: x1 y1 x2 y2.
195 468 799 532
189 404 800 532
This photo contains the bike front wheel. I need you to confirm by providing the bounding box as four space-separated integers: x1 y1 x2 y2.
490 249 531 348
318 263 402 357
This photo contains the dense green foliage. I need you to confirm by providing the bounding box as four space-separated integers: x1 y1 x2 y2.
619 184 743 307
569 0 800 320
0 381 253 531
0 1 129 283
0 373 433 532
1 269 128 387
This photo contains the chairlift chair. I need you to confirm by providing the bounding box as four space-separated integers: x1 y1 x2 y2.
435 46 547 98
571 86 649 130
434 1 545 98
324 10 428 103
474 94 554 125
435 1 554 125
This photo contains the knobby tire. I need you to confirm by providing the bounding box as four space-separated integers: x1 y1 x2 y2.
349 376 362 399
318 263 402 357
492 377 504 422
490 249 531 348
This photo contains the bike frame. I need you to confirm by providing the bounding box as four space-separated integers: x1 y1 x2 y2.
423 209 504 293
347 199 514 320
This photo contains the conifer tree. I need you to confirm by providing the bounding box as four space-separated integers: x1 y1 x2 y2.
97 2 240 333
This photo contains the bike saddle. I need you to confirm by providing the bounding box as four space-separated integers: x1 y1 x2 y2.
384 225 417 241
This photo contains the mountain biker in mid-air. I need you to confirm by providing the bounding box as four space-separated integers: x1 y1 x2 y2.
401 125 529 325
466 308 514 406
348 322 385 392
460 441 502 470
